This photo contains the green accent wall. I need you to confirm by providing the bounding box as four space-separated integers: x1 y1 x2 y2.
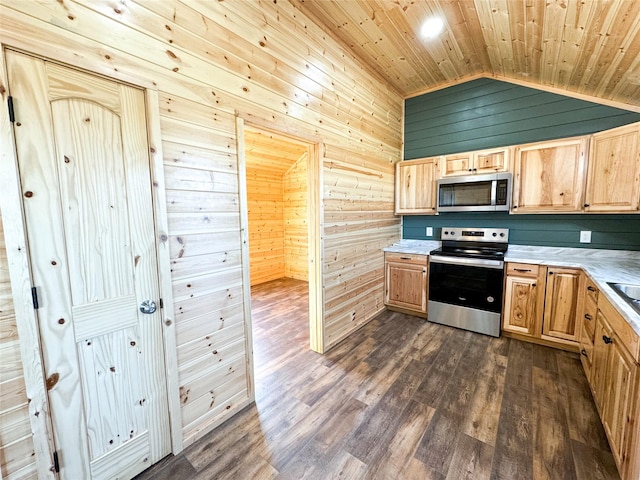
404 78 640 159
403 214 640 251
402 78 640 250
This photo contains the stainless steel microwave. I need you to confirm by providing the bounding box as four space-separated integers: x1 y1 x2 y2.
436 172 512 212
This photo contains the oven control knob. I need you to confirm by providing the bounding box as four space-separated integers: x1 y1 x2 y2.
487 296 495 303
499 233 505 237
492 232 497 237
450 231 455 235
444 231 449 235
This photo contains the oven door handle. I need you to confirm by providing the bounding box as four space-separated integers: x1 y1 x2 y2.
429 255 504 269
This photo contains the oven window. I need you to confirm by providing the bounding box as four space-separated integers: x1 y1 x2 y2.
429 261 504 313
439 181 492 207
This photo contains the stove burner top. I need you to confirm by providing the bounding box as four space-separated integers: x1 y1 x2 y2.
431 226 509 261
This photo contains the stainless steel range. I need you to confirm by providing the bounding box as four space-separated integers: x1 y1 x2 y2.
428 227 509 337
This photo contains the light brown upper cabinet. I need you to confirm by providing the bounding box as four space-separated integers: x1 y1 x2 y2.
441 147 509 177
395 157 439 215
512 136 589 213
585 122 640 212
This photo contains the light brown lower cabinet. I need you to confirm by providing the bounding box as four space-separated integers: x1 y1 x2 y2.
577 275 599 378
384 252 428 317
502 263 545 337
542 267 582 344
589 295 640 480
502 263 581 350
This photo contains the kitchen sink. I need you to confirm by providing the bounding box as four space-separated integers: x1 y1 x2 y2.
607 282 640 315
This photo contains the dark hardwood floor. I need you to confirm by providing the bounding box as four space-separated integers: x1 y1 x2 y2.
136 277 619 479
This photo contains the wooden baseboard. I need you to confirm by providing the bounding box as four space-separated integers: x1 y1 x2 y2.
384 305 428 319
502 331 580 353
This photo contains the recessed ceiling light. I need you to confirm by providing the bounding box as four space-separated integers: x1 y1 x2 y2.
421 17 444 39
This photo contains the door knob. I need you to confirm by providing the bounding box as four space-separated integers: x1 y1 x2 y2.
140 300 157 314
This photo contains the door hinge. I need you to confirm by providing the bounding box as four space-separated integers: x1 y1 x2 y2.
53 450 60 473
159 298 164 309
7 96 15 123
31 286 39 310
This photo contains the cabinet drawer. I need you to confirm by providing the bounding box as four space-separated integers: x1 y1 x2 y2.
385 252 428 266
506 263 539 278
583 296 597 342
579 325 593 368
585 277 599 303
599 294 640 363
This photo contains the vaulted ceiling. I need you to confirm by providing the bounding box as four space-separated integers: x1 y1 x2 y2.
293 0 640 109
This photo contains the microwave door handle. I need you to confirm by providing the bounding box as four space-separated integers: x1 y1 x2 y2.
490 180 497 206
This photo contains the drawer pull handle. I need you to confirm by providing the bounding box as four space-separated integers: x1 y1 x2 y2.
514 268 531 273
400 256 411 260
602 335 613 345
587 286 597 292
584 313 592 321
581 349 588 357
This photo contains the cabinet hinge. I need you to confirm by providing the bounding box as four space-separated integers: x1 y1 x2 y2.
31 286 39 310
7 96 15 123
53 450 60 473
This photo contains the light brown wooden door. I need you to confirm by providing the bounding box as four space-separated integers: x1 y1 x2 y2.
502 276 539 336
585 122 640 212
512 137 588 213
602 336 637 470
542 267 581 343
395 158 438 214
384 260 427 313
6 51 170 479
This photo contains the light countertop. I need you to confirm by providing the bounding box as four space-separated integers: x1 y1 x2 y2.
384 240 640 336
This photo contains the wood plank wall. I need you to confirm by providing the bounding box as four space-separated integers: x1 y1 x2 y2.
284 154 309 281
159 93 252 447
247 164 286 286
404 78 640 159
247 149 309 286
0 211 37 480
0 0 402 463
323 146 399 348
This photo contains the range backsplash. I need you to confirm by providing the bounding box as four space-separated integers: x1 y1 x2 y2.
402 213 640 251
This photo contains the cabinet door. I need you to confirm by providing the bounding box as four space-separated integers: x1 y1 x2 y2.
395 158 438 214
585 122 640 212
475 147 509 174
441 152 473 176
602 337 637 470
542 267 581 343
385 261 427 313
502 275 539 336
512 137 588 213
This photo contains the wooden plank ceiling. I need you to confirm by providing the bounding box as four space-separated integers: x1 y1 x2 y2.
293 0 640 108
244 129 307 175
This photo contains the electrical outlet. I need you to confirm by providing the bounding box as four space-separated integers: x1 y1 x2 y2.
426 227 433 237
580 231 592 243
